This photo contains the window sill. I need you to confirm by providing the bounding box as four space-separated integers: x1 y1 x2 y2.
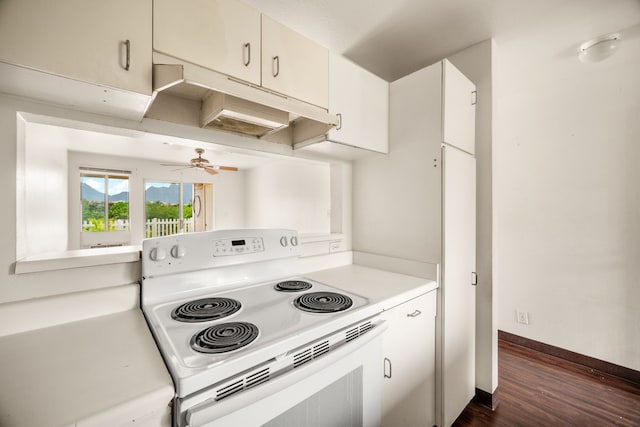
14 246 141 274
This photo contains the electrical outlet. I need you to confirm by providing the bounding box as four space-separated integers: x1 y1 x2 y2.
516 311 530 325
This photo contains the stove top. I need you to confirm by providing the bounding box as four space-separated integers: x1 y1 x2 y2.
140 229 378 398
145 277 368 369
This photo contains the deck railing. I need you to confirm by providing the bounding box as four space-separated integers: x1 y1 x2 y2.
82 218 194 237
145 218 194 237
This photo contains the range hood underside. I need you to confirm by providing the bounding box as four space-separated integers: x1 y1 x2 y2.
145 54 337 147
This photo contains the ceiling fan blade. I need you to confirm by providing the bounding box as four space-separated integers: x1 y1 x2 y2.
161 149 236 174
203 166 219 175
161 163 193 167
215 166 239 172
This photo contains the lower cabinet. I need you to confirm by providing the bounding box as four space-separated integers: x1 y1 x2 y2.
381 291 437 427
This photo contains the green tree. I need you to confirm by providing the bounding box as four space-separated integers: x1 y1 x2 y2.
145 201 179 219
82 200 105 220
109 201 129 220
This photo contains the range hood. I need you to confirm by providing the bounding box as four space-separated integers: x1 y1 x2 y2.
145 53 338 146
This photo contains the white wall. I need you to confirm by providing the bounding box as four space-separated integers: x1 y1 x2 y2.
244 160 331 235
2 96 141 304
448 39 496 394
494 6 640 369
23 122 69 255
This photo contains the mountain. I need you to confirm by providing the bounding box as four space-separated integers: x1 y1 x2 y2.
81 183 105 202
81 183 128 202
145 183 193 204
82 183 193 204
110 191 129 202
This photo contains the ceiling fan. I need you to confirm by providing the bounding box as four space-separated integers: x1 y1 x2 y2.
161 148 239 175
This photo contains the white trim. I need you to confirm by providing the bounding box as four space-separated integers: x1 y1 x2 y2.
14 246 140 274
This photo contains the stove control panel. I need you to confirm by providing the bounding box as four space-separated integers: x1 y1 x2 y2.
142 229 300 278
213 237 264 256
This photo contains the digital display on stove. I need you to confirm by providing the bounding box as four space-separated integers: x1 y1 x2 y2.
231 240 245 246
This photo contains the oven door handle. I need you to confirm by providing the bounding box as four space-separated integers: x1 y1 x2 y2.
185 319 387 427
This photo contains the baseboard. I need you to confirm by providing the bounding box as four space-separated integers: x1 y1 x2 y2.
498 330 640 387
473 386 499 410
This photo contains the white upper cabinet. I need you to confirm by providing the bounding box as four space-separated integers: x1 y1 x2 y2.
442 59 476 154
327 54 389 153
153 0 328 109
153 0 261 86
261 15 328 108
0 0 152 95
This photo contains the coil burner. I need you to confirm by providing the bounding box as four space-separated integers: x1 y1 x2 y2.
274 280 313 292
293 292 353 314
171 297 241 323
190 322 259 354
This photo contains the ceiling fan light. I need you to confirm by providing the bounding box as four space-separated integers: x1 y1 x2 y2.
579 33 620 63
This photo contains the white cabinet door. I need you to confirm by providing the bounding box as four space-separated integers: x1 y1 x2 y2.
381 291 436 427
328 53 389 153
442 60 476 154
0 0 151 95
441 145 476 426
153 0 261 86
261 15 329 108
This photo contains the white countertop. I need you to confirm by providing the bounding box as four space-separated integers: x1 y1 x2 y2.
0 308 174 427
306 264 437 310
0 262 434 427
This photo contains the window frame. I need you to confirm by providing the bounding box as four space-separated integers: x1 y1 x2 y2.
79 167 132 248
144 180 198 238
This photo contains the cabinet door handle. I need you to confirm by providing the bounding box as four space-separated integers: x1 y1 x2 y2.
407 309 422 318
272 55 280 77
243 42 251 67
471 90 477 105
124 39 131 71
336 113 342 130
384 357 392 378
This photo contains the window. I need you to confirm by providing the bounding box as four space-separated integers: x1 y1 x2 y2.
145 182 197 237
79 169 131 248
81 172 130 232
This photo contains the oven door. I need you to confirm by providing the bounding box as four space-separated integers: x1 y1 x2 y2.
184 321 386 427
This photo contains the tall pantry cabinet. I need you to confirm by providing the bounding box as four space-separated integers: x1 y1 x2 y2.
353 59 476 427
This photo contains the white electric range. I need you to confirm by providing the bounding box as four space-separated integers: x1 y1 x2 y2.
141 229 385 427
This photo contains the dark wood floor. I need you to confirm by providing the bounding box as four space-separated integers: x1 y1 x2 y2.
453 339 640 426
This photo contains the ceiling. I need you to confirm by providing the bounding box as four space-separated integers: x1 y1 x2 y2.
242 0 640 81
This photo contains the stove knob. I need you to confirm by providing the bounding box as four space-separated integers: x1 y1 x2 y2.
149 247 167 261
280 236 288 247
290 236 298 246
171 245 186 259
